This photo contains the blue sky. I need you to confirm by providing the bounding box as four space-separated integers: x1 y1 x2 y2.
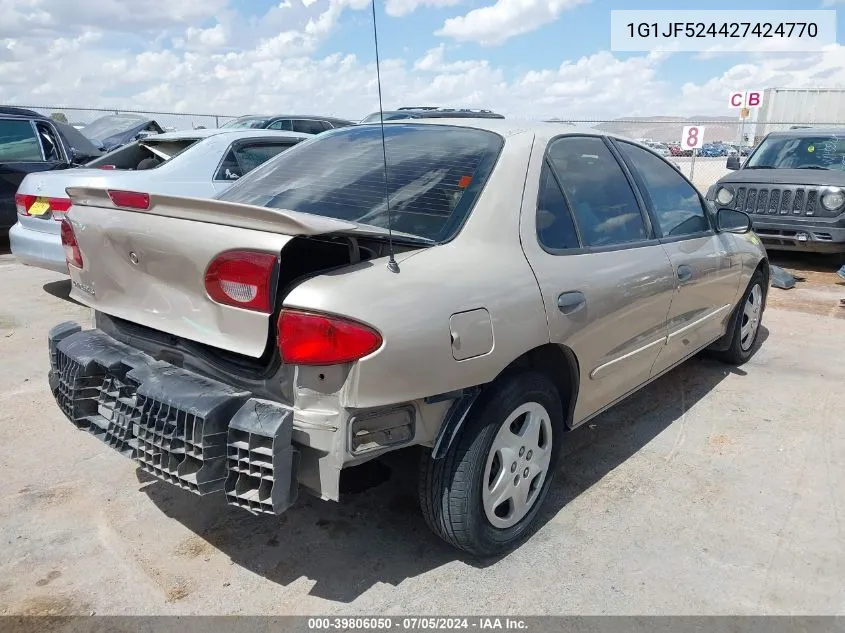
318 0 843 85
1 0 843 120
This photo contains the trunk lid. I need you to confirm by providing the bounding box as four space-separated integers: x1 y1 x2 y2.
64 188 365 358
17 170 147 233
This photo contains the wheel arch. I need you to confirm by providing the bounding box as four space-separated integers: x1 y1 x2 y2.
755 256 771 308
708 256 769 353
431 343 581 459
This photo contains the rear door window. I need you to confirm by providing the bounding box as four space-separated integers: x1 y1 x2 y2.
214 142 297 181
291 119 328 134
267 119 293 131
34 121 63 162
547 136 649 248
0 119 42 162
216 124 504 242
536 161 580 250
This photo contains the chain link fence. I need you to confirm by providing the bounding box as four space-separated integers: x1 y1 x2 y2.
2 105 239 131
6 104 845 195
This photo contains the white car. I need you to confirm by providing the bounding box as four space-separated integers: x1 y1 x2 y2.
10 128 309 273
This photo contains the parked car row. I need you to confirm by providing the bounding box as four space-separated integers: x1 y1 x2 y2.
1 105 407 237
10 127 309 272
13 109 768 556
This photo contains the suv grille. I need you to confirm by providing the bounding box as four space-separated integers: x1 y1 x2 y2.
731 185 832 217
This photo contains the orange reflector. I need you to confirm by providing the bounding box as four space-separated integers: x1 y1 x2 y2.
458 175 472 188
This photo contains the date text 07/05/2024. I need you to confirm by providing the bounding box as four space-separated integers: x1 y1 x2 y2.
307 617 529 630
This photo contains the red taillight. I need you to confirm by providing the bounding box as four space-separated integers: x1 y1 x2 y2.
278 310 382 366
108 190 150 210
98 165 117 170
49 198 72 212
15 194 71 218
60 219 83 269
15 193 35 216
204 250 277 313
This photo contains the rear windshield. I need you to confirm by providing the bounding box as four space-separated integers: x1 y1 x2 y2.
81 115 149 142
217 124 504 242
746 134 845 170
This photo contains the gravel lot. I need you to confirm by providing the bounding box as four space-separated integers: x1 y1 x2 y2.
1 238 844 616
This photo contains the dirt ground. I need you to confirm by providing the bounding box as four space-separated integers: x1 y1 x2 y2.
1 237 844 616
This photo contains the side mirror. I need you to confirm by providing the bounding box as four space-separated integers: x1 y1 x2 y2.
726 155 741 170
716 207 752 234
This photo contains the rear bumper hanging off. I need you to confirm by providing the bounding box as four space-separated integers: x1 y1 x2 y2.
47 321 299 515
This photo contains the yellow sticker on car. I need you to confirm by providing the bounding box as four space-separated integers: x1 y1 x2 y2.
28 197 50 216
808 145 815 153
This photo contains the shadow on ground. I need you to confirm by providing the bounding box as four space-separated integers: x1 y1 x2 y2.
140 331 767 603
42 279 85 307
769 251 844 277
0 235 10 255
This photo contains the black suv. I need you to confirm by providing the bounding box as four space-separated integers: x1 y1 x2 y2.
0 108 102 232
358 107 505 124
220 114 355 134
707 127 845 253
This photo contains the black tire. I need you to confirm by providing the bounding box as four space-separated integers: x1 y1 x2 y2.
419 371 564 557
713 270 766 365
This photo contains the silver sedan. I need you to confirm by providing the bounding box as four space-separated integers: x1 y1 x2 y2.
10 128 308 273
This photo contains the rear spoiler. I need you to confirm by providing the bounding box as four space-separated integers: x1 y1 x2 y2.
65 187 361 237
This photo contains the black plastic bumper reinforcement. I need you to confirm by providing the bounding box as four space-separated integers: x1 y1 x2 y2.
47 321 299 515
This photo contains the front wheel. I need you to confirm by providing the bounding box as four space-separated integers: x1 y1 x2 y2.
714 270 766 365
419 371 564 557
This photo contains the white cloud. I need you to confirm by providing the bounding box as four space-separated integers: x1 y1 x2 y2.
183 24 229 49
436 0 588 46
0 0 229 36
680 45 845 114
0 0 843 130
384 0 461 18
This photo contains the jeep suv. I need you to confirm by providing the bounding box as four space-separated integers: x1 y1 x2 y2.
707 127 845 253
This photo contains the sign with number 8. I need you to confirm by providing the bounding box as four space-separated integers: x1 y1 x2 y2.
681 125 705 151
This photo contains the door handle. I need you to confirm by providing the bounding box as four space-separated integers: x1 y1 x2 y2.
557 291 586 315
677 265 693 283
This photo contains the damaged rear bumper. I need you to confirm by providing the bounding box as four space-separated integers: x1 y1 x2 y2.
47 321 299 515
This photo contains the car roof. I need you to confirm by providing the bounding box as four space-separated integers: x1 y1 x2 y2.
232 114 353 122
0 106 46 119
140 128 312 141
378 117 624 139
766 126 845 138
0 112 47 122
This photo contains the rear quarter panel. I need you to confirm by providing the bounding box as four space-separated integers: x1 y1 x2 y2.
282 130 551 410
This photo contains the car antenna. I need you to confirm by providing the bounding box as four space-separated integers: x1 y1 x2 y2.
371 0 399 274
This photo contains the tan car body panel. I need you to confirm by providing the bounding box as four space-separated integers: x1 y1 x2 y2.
282 129 551 410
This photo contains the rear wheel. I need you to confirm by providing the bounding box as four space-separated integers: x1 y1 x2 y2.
419 371 564 557
714 270 765 365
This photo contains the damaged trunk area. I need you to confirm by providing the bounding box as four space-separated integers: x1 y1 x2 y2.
85 138 199 170
94 233 422 401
